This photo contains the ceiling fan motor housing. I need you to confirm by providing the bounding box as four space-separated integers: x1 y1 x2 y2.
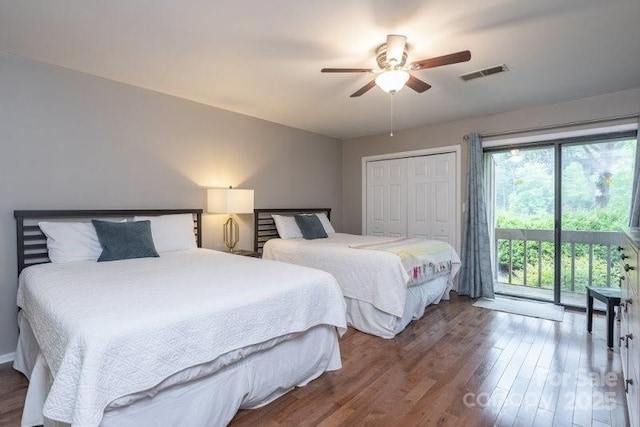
376 41 408 69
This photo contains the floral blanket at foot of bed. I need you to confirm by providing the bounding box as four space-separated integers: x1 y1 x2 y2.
351 237 460 286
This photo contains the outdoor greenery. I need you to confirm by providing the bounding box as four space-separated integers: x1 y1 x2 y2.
492 138 637 294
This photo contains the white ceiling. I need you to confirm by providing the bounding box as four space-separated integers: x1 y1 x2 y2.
1 0 639 139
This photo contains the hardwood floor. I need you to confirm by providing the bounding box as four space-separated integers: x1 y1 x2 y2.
0 360 27 426
0 294 629 426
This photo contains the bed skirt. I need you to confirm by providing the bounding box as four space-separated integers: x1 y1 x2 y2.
344 275 450 338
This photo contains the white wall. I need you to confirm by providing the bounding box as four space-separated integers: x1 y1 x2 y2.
0 53 343 356
342 87 640 234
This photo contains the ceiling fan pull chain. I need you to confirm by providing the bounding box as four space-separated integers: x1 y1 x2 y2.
390 94 394 137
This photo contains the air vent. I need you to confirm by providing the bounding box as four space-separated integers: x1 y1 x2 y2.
460 64 509 81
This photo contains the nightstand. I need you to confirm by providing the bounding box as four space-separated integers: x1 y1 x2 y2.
231 249 261 258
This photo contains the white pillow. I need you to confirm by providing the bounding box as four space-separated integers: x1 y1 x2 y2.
133 214 197 253
272 214 302 239
39 221 103 263
316 213 335 234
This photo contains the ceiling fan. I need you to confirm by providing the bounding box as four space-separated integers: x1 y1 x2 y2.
321 34 471 97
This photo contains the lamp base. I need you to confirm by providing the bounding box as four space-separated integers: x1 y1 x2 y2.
223 215 239 252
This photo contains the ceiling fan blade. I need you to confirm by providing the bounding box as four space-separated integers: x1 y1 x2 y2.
406 75 432 93
350 80 376 97
411 50 471 70
321 68 374 73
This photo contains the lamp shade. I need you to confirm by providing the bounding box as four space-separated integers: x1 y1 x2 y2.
207 188 254 214
375 69 410 93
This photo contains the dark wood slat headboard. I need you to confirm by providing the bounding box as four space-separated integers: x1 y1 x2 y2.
254 208 331 254
14 209 203 275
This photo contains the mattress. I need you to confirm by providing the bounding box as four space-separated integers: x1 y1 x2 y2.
16 249 347 426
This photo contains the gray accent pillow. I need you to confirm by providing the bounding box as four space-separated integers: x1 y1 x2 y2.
92 220 159 262
294 214 328 240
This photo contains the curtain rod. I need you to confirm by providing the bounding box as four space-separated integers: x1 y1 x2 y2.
462 113 639 141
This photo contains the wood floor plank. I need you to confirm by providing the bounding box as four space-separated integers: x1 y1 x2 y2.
516 319 551 382
513 366 549 426
572 338 594 427
552 371 578 426
478 386 510 426
533 407 555 427
496 339 533 391
0 294 630 426
495 375 530 426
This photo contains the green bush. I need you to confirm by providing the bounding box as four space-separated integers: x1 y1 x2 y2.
496 208 629 231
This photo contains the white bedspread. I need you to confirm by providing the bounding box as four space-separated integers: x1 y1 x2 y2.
263 233 461 318
17 249 347 426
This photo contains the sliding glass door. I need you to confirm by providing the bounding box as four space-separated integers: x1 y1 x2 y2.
559 138 637 305
489 146 556 302
487 132 637 306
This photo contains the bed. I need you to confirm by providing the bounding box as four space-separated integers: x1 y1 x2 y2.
13 209 347 427
254 208 461 339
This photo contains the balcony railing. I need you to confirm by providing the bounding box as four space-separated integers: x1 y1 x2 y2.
495 228 622 292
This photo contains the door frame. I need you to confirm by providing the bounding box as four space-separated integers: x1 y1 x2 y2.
361 144 462 253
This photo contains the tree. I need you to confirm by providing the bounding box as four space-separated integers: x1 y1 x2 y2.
508 162 554 215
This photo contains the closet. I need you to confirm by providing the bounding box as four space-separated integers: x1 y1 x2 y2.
364 150 459 249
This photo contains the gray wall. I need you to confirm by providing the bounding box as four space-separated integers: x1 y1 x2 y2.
2 50 638 358
342 87 640 234
0 53 342 357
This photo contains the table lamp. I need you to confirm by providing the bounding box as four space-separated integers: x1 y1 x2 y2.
207 187 254 252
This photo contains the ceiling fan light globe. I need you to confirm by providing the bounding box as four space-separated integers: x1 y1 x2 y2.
375 70 410 93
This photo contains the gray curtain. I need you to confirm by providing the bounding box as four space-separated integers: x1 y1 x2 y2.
630 117 640 227
458 132 494 298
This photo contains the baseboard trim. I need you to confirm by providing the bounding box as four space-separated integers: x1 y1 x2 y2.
0 351 15 365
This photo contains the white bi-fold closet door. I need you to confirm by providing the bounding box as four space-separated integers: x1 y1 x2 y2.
367 158 407 237
365 151 457 248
